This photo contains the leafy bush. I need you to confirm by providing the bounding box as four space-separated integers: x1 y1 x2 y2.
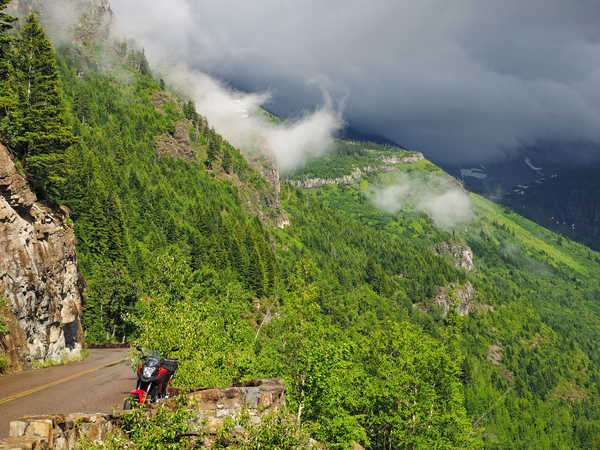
212 409 312 449
80 395 199 449
0 353 8 374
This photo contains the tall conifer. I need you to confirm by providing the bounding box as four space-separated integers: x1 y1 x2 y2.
11 14 76 198
222 147 233 173
0 0 16 132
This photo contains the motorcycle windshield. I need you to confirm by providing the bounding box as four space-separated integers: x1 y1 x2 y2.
144 356 160 367
141 356 160 381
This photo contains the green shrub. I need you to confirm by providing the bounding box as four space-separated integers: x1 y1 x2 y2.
0 353 8 374
212 409 312 449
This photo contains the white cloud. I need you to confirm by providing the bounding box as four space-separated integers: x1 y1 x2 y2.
368 174 473 229
163 67 343 171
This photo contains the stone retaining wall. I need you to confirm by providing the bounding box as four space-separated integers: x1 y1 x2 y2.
190 378 285 433
0 413 115 449
0 379 285 449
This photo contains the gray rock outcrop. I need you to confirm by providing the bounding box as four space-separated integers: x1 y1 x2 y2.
286 152 424 189
414 281 493 317
287 166 388 189
379 152 424 164
250 153 290 228
155 119 197 161
0 143 84 370
433 241 475 271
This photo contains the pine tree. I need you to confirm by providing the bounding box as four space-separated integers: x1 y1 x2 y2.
222 146 233 174
183 100 196 121
105 191 126 263
206 130 221 169
9 14 77 198
12 14 76 156
0 0 16 132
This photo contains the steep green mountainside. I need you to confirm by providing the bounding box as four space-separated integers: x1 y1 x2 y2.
282 146 600 447
1 3 600 447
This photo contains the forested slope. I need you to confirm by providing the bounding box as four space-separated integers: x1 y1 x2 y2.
1 2 600 447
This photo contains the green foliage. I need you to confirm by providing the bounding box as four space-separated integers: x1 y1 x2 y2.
120 397 196 449
128 253 256 387
0 0 16 125
212 409 312 449
250 253 470 447
0 296 8 334
0 353 7 374
0 13 76 200
289 152 600 448
206 129 221 168
49 48 277 343
0 296 8 374
82 395 198 449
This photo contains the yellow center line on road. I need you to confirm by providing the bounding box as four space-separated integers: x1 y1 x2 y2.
0 358 127 406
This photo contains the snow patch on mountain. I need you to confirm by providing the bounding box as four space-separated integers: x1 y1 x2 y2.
524 157 543 172
460 168 487 180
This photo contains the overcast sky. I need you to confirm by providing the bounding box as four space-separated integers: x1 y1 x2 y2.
111 0 600 164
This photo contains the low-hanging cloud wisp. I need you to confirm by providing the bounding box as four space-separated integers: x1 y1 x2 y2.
107 2 344 172
163 68 343 172
368 174 473 229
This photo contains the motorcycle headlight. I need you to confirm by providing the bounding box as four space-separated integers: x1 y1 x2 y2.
142 366 155 379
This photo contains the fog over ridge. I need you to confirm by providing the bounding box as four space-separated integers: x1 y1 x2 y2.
111 0 600 165
106 1 343 171
368 173 474 229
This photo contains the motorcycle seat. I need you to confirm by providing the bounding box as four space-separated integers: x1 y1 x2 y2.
161 358 178 373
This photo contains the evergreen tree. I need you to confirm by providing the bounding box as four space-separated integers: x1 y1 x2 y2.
10 14 76 198
0 0 16 132
183 100 196 121
105 191 127 263
206 131 221 169
222 146 233 174
12 14 75 156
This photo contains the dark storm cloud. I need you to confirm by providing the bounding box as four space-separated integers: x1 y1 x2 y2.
111 0 600 164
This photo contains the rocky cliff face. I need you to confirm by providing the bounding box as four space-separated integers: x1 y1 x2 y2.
0 144 84 370
247 152 290 229
286 153 424 189
287 166 391 189
433 241 475 271
414 281 494 317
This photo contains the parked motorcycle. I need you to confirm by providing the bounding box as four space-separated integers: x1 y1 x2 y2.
123 345 179 409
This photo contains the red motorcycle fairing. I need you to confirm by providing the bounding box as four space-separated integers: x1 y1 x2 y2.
156 367 168 393
129 389 148 404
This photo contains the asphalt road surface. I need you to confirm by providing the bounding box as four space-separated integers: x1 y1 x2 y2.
0 348 133 438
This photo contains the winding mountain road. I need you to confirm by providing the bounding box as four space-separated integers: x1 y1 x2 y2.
0 348 133 438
